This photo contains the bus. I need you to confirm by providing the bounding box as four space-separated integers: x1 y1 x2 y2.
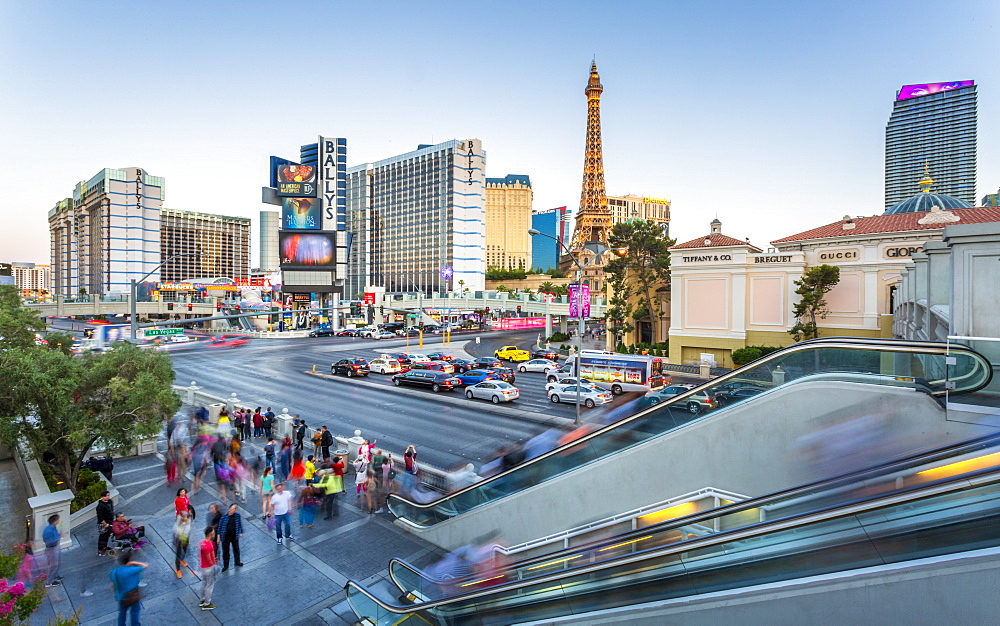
565 352 666 395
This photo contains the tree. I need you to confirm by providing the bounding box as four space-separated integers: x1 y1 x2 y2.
604 220 675 344
0 286 44 351
788 264 841 341
0 297 180 491
538 281 556 294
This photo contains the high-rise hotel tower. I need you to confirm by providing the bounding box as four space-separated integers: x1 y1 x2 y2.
885 81 977 209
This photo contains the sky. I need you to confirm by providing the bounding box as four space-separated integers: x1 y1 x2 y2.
2 0 999 266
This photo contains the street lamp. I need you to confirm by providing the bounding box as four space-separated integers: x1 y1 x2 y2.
402 275 425 348
529 228 606 424
130 252 200 341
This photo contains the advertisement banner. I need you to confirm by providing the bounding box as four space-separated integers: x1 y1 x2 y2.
567 283 591 318
281 197 321 230
319 136 339 231
275 164 317 197
496 318 546 330
363 292 376 305
280 232 337 268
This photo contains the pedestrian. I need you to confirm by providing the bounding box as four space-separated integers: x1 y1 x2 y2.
278 440 292 482
174 487 190 516
198 527 218 611
260 466 275 518
241 409 252 441
110 551 147 626
207 503 222 556
295 420 307 451
317 470 339 519
354 455 368 498
381 453 395 497
269 482 295 544
217 504 244 571
96 490 114 556
304 455 317 483
298 485 319 527
311 429 323 458
404 445 418 475
252 407 264 439
357 438 375 461
320 426 333 460
175 444 191 489
363 470 378 513
165 445 178 486
43 514 63 587
173 510 192 579
332 455 346 493
264 437 276 469
264 407 275 439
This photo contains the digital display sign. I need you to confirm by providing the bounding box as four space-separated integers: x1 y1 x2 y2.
281 197 321 230
275 164 317 197
279 232 337 268
897 81 974 101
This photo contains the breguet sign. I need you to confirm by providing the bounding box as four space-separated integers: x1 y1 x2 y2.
752 255 793 264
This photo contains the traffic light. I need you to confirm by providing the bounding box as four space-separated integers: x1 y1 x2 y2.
516 305 522 315
167 303 174 311
187 303 193 311
216 303 222 311
234 304 240 311
350 302 362 316
485 307 490 312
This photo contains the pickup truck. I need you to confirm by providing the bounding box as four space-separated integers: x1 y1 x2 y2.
494 345 530 362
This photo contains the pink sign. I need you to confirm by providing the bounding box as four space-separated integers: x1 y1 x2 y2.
568 283 591 318
897 81 974 100
496 318 546 330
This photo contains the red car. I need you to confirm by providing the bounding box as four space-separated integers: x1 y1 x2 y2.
206 335 249 348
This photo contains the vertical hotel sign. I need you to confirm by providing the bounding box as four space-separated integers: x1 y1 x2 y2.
567 283 591 318
320 137 338 231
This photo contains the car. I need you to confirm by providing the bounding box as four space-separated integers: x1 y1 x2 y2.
646 384 697 405
397 327 422 336
425 352 454 362
466 381 520 403
388 352 413 365
308 328 336 338
494 346 531 362
473 357 502 369
449 358 476 373
336 329 360 337
331 358 370 377
545 364 578 382
545 377 600 393
454 369 500 386
391 371 462 392
404 353 430 363
518 358 557 373
715 386 766 407
368 358 402 374
684 390 719 415
206 335 249 348
532 349 560 361
371 331 396 340
169 334 193 343
485 366 516 383
714 380 765 394
547 385 614 408
409 360 456 374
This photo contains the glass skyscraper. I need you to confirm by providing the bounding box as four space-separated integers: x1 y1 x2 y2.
346 139 486 297
530 207 571 272
885 81 977 209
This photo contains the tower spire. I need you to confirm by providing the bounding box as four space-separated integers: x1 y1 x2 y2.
570 61 612 250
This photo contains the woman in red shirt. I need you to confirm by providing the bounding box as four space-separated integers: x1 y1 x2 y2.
174 487 190 516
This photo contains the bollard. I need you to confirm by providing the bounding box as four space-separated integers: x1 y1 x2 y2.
186 381 199 405
346 429 365 462
772 366 786 386
227 392 239 414
312 364 316 373
277 408 295 438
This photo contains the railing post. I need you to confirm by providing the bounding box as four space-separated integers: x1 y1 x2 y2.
186 381 199 405
227 392 239 413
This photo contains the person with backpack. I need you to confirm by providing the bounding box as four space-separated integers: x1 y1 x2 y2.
295 420 307 451
320 426 334 460
263 407 275 439
110 552 147 625
252 408 264 439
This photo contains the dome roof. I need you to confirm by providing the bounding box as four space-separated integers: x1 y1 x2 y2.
884 192 972 215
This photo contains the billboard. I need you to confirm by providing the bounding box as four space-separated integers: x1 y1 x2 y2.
281 197 321 230
897 81 974 100
568 283 591 318
279 232 337 268
363 292 376 304
275 163 317 197
319 136 342 231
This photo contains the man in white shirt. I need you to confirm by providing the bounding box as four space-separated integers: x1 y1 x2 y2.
269 483 295 544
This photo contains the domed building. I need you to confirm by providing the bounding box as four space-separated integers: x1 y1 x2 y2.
884 171 973 215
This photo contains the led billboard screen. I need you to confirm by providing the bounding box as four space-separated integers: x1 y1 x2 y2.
281 197 321 230
280 232 336 268
897 81 974 100
275 164 317 197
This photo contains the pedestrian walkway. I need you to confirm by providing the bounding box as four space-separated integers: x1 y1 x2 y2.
30 426 444 625
0 459 30 551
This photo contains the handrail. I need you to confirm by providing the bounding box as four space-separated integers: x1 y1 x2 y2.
385 429 1000 593
387 338 993 525
349 464 1000 615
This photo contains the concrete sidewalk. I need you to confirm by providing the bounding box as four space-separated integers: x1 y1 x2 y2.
31 430 444 625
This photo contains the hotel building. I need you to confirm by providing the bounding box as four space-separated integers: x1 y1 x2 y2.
160 208 251 282
49 167 163 296
346 139 486 296
607 194 670 236
485 175 533 270
9 262 51 294
531 207 572 272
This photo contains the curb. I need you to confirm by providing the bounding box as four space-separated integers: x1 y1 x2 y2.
302 370 573 429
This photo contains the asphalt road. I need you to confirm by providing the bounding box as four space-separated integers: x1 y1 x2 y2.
167 331 588 471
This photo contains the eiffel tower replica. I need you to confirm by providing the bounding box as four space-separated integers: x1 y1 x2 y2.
561 62 613 281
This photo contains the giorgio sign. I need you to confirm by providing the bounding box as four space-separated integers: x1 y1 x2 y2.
883 244 925 259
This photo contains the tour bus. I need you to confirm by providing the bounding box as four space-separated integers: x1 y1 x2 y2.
564 351 667 395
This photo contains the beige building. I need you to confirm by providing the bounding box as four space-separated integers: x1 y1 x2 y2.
160 208 251 282
485 175 533 270
10 262 51 294
607 194 670 235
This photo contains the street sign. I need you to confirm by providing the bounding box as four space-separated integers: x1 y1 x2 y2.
407 314 418 318
144 328 183 336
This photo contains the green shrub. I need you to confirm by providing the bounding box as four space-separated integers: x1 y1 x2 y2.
732 347 763 365
616 343 627 353
548 332 571 342
71 481 106 514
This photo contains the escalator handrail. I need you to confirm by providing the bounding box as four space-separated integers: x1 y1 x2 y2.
351 465 1000 616
387 339 993 522
387 429 1000 590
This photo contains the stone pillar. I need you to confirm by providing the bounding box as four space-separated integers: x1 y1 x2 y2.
28 490 74 552
227 393 239 414
346 429 365 463
186 381 199 406
276 408 295 439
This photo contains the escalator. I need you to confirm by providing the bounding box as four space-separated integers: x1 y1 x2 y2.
348 431 1000 624
388 338 994 548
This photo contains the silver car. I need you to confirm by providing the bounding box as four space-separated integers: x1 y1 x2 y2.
545 378 600 393
518 359 558 373
547 385 613 408
465 381 520 404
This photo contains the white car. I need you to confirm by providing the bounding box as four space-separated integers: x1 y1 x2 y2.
170 334 192 343
371 331 396 340
547 385 613 408
465 381 520 404
369 358 402 374
545 378 600 393
545 364 577 382
404 353 429 362
518 359 558 373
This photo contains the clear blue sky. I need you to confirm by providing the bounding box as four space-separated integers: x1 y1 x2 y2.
2 0 998 265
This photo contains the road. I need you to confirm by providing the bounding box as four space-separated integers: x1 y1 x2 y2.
168 332 584 471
